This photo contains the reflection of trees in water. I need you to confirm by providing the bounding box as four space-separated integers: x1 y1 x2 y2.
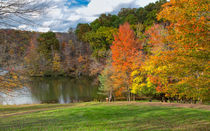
28 77 98 103
0 87 40 105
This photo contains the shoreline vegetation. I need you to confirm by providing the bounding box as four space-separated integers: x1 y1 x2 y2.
0 102 209 130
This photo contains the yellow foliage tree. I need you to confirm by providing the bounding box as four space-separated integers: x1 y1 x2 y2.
52 53 62 73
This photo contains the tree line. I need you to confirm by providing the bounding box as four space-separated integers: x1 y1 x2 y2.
75 0 167 61
94 0 208 103
0 0 209 103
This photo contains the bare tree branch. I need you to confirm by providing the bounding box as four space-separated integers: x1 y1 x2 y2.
0 0 52 27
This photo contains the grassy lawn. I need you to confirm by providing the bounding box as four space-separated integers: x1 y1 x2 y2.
0 102 209 131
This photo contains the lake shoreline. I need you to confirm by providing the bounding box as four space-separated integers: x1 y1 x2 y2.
0 77 99 105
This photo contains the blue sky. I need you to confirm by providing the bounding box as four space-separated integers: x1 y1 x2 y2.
67 0 90 7
17 0 159 32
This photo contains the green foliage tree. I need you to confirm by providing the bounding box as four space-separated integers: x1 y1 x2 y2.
144 10 158 26
90 14 121 31
75 23 91 41
124 14 138 25
84 26 117 60
98 64 115 101
90 19 101 31
118 8 137 18
37 31 59 59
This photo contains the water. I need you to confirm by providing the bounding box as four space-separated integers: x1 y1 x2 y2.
0 77 99 105
0 68 8 76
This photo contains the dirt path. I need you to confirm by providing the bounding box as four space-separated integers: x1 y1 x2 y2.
0 105 75 118
137 102 210 110
101 101 210 110
0 102 209 118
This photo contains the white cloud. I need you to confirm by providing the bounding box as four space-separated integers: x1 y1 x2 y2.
135 0 159 7
47 8 63 19
75 0 138 16
67 14 81 21
37 27 50 32
42 21 54 26
3 0 159 32
83 16 98 22
18 25 27 30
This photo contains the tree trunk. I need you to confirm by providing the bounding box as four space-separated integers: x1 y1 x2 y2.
133 94 136 101
128 91 131 102
109 90 112 102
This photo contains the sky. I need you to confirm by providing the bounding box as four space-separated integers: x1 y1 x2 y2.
17 0 159 32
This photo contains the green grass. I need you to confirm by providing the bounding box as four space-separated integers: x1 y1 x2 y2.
0 103 75 114
0 102 209 131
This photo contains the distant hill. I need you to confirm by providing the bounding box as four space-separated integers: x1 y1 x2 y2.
0 29 90 70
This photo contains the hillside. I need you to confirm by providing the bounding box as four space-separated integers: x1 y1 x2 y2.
0 29 92 76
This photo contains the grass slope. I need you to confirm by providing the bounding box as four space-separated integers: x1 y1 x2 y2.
0 102 209 131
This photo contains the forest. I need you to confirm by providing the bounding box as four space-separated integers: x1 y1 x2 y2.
0 0 209 104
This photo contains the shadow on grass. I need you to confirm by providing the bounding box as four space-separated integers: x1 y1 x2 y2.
0 104 209 131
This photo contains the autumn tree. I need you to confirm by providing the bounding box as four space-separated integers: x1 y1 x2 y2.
131 68 157 98
62 40 75 73
111 22 143 101
145 0 210 102
0 72 25 94
0 0 50 92
130 24 168 100
24 31 63 76
52 53 62 73
24 39 42 76
76 54 90 76
0 30 33 68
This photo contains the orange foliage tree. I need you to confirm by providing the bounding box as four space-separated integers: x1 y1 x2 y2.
111 22 143 101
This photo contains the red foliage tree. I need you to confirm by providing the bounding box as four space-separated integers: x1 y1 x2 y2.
111 22 143 101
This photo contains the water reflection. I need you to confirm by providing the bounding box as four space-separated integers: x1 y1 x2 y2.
0 77 98 105
0 87 40 105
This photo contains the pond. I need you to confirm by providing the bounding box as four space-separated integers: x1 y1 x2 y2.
0 77 99 105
